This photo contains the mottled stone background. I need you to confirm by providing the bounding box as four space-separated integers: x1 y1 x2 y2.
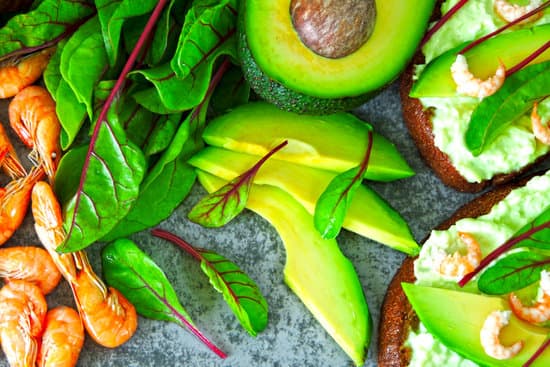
0 80 482 367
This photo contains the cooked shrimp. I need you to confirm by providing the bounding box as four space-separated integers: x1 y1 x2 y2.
494 0 543 23
0 166 44 246
0 123 26 179
480 310 523 359
0 246 62 294
0 280 48 339
37 306 85 367
531 101 550 145
31 181 138 348
509 269 550 324
450 54 506 98
9 85 60 181
438 231 482 278
0 48 53 99
0 297 38 367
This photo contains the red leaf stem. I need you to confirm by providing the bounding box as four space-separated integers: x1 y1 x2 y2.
506 40 550 77
523 335 550 367
458 222 550 287
66 0 169 238
190 57 232 122
420 0 470 47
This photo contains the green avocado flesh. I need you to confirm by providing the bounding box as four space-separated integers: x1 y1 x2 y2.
403 283 550 366
196 170 371 366
411 24 550 98
239 0 436 113
188 147 418 255
202 102 414 182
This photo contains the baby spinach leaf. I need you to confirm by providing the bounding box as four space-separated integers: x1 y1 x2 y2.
314 130 373 239
60 0 169 252
460 205 550 286
477 249 550 295
102 238 227 358
465 60 550 156
152 229 268 336
60 16 110 120
0 0 94 60
170 0 237 78
188 140 288 228
95 0 158 66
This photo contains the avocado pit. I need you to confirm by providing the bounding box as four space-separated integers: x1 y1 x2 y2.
290 0 376 59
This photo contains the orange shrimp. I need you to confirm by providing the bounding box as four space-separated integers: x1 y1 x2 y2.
437 232 483 278
0 48 53 99
0 280 48 367
31 181 138 348
509 269 550 324
0 123 26 179
9 85 60 181
37 306 85 367
0 166 44 245
0 246 62 294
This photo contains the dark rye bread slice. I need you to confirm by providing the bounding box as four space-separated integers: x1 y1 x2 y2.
377 175 531 367
400 61 550 193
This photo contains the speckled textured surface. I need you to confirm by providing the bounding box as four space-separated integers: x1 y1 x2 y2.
0 81 481 367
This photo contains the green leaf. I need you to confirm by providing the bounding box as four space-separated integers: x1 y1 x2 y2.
60 16 110 120
102 238 227 358
152 229 268 336
130 0 238 112
60 101 147 252
477 249 550 295
102 238 195 324
0 0 94 60
314 130 373 239
53 145 87 205
142 114 181 156
55 80 88 150
465 60 550 156
43 39 65 99
95 0 158 66
170 0 237 78
209 64 250 115
188 140 288 228
102 118 197 240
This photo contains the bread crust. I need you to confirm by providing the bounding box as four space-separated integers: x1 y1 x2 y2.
378 175 533 366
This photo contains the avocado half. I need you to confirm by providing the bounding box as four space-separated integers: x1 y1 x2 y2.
238 0 436 114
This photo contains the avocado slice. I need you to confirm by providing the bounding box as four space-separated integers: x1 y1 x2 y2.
189 147 418 255
238 0 436 113
196 169 371 366
411 24 550 98
403 283 550 366
202 102 414 182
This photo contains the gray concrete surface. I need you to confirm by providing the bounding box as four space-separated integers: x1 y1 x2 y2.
0 81 481 367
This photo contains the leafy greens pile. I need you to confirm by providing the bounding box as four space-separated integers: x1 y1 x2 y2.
0 0 248 252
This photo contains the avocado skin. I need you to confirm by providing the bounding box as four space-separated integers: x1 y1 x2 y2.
237 3 374 115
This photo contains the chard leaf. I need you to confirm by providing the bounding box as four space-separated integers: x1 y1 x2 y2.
54 145 87 205
111 97 154 149
102 238 226 358
460 205 550 286
60 0 169 252
131 0 237 112
142 114 180 156
0 0 94 60
170 0 237 78
314 130 373 239
209 64 250 115
44 38 87 150
60 16 110 120
102 118 196 240
60 103 146 252
95 0 158 66
152 229 268 336
188 140 288 228
477 249 550 295
465 60 550 156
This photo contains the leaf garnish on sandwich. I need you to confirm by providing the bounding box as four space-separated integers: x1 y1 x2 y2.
403 0 550 191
